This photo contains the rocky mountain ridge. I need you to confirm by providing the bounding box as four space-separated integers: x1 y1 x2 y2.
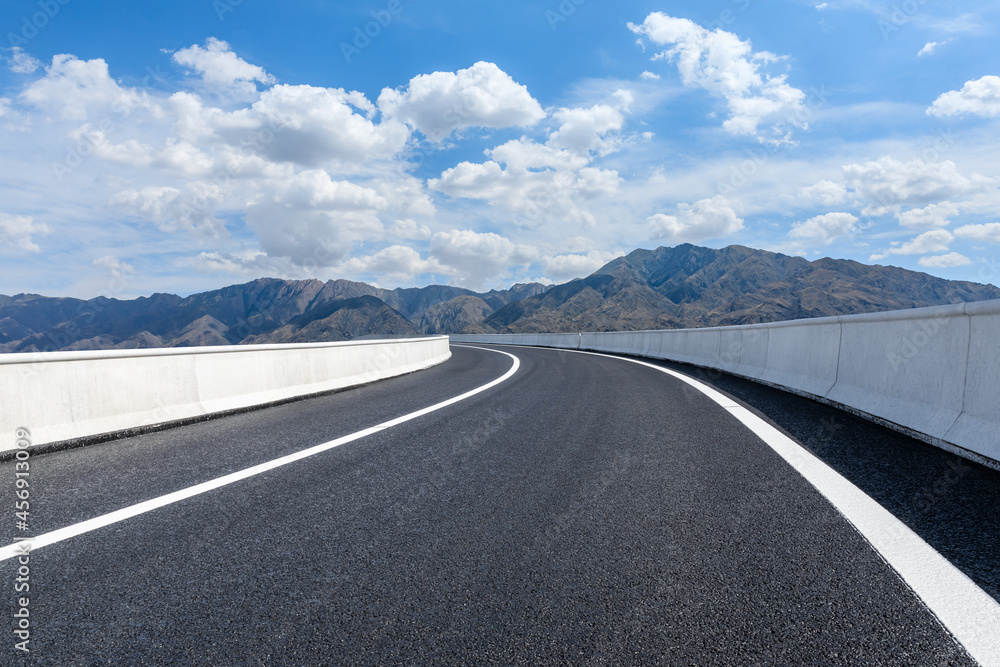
4 244 999 352
0 278 548 353
481 244 1000 332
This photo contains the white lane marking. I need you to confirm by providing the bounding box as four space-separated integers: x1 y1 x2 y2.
0 345 519 563
464 344 1000 667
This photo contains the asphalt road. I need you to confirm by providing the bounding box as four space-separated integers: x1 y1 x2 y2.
2 343 995 665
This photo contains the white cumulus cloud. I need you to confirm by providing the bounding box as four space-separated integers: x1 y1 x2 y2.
897 202 960 229
647 195 744 243
430 137 621 228
954 222 1000 244
894 229 955 254
628 12 807 143
6 47 40 74
789 212 859 245
548 103 626 156
0 214 51 253
871 229 954 261
389 219 432 241
541 250 621 282
190 250 295 277
93 255 135 279
377 61 546 142
21 54 158 121
917 41 949 57
243 84 409 168
109 185 227 238
275 169 387 211
336 245 446 283
928 75 1000 119
489 138 590 173
842 156 988 216
172 38 275 100
799 180 848 206
242 170 388 267
429 229 539 287
919 252 971 268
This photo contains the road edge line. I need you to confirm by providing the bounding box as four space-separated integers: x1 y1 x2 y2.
0 346 519 563
475 344 1000 666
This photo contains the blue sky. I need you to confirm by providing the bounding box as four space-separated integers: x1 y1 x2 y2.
1 0 999 298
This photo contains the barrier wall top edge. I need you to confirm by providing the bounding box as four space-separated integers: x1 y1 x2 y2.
961 299 1000 317
833 301 972 325
0 336 450 366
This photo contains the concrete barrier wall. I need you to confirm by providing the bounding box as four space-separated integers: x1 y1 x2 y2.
1 337 451 453
760 317 843 398
734 326 769 380
946 301 1000 464
827 307 968 445
453 300 1000 468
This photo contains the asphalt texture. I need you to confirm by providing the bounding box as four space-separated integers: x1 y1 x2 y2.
0 343 990 665
648 355 1000 608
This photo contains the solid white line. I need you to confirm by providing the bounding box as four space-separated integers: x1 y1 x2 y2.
0 345 519 563
467 344 1000 667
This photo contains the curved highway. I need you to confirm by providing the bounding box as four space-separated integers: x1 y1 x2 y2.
2 344 998 665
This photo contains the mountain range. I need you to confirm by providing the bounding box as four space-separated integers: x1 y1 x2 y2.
480 244 1000 332
0 278 549 353
3 244 999 353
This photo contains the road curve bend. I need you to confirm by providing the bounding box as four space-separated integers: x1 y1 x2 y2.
1 343 996 665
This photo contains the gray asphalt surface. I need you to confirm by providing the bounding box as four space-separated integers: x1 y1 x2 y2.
0 343 987 665
648 354 1000 608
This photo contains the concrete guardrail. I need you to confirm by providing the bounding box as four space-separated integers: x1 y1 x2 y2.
453 300 1000 469
1 336 451 454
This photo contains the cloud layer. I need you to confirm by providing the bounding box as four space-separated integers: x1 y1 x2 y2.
2 7 1000 298
629 13 808 143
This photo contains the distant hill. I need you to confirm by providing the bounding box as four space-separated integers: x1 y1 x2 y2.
0 278 550 353
480 244 1000 333
4 244 999 352
418 295 495 335
243 296 418 344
